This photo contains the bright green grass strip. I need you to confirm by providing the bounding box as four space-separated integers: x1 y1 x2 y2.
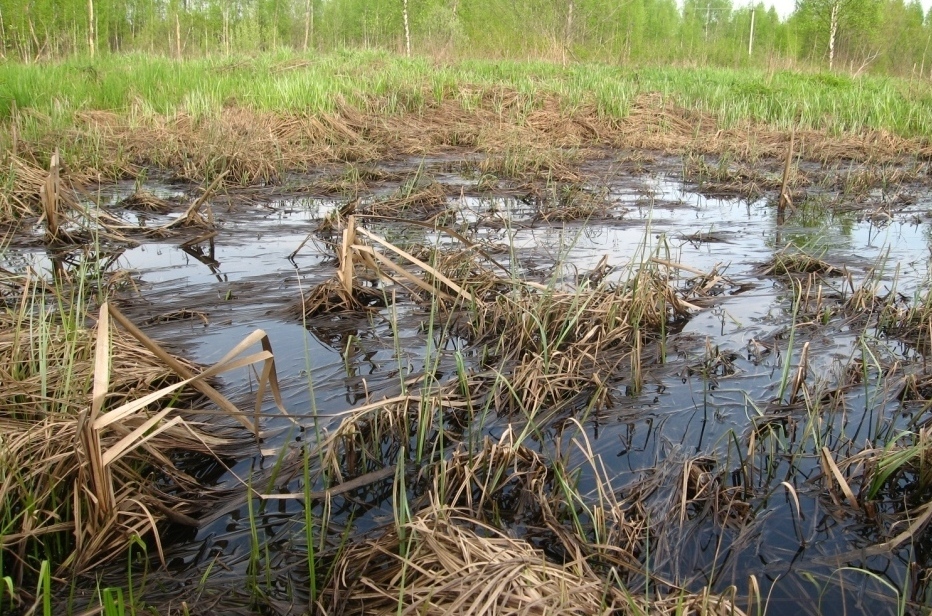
2 50 932 137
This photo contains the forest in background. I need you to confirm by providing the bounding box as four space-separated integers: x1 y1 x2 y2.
2 0 932 77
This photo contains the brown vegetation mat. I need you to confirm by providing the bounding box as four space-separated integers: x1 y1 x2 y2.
6 92 929 224
325 505 747 615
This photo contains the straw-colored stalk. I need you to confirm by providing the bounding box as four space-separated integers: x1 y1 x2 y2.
1 298 287 592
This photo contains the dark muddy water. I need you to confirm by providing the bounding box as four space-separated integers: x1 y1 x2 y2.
8 157 932 614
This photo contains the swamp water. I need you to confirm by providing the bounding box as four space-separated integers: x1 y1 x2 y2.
7 156 932 614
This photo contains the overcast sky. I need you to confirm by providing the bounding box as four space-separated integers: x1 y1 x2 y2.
732 0 931 19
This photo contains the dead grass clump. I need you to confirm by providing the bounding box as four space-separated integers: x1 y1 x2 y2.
327 506 633 615
619 93 707 153
313 164 407 195
295 217 483 318
0 295 281 602
759 249 838 277
826 163 915 197
441 436 552 522
117 190 177 214
681 457 752 527
681 152 800 200
0 155 91 222
477 144 583 182
297 277 388 316
410 244 508 302
363 180 449 218
467 268 691 412
326 503 747 616
535 184 613 222
820 431 932 564
871 289 932 353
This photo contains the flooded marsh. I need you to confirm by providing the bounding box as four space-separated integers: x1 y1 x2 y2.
4 147 932 615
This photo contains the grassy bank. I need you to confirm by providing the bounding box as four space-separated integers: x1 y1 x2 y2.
3 50 932 223
3 51 932 136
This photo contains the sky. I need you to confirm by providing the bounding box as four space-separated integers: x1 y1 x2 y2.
732 0 932 19
754 0 798 19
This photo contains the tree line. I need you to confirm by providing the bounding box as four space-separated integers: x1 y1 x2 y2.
2 0 930 76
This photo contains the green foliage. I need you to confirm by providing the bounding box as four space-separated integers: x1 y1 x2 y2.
2 51 932 138
2 0 932 76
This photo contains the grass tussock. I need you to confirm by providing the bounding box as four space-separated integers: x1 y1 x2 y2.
759 248 839 277
326 504 745 616
467 266 693 411
362 180 450 219
682 152 802 200
534 184 614 222
0 281 283 605
117 190 178 214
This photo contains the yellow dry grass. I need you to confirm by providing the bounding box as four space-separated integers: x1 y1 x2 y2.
0 283 286 598
5 93 923 226
326 503 747 616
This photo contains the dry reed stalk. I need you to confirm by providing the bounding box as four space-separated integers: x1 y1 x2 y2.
40 150 60 238
327 502 748 616
777 128 796 220
297 218 487 316
162 170 228 230
1 295 287 592
338 214 357 297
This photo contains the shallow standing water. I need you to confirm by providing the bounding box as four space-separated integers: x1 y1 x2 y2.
9 156 932 614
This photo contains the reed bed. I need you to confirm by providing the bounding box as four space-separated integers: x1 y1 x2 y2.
0 269 285 609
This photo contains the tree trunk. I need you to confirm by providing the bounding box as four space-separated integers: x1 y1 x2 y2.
828 1 839 71
563 0 574 67
402 0 411 57
87 0 95 57
175 12 182 59
303 0 313 51
0 6 6 59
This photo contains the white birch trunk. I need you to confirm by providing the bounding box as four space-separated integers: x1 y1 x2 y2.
88 0 95 57
828 2 839 71
402 0 411 57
